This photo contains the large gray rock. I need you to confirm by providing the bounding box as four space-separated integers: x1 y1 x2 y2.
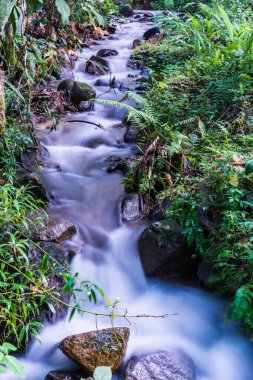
122 194 141 223
120 4 134 17
125 351 196 380
58 80 96 105
138 220 196 276
26 213 77 244
60 327 130 375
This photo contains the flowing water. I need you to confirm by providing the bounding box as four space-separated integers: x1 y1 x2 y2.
5 13 253 380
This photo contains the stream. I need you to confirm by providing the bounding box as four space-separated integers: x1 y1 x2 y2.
5 12 253 380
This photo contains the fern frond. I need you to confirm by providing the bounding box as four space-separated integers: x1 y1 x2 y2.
96 92 160 126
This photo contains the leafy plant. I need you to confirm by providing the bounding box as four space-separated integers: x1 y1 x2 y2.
93 366 112 380
0 343 25 379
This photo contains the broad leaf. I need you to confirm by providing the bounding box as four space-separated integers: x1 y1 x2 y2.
55 0 70 24
94 366 112 380
5 356 26 379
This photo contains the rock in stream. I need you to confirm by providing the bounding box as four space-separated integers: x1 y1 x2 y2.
125 350 196 380
60 327 130 374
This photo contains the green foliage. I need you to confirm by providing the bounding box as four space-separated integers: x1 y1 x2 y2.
0 343 25 379
129 0 253 335
70 0 115 26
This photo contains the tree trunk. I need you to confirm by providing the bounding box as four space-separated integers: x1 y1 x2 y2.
0 68 6 137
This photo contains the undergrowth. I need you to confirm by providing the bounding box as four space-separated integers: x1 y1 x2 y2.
128 0 253 336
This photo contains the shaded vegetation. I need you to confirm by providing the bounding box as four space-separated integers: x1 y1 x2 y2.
127 0 253 335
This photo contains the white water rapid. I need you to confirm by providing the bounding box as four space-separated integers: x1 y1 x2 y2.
4 12 253 380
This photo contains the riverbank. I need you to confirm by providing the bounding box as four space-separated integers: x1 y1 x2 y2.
128 1 253 337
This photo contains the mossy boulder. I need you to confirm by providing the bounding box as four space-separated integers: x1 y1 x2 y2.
138 220 196 277
119 4 134 17
86 55 110 76
57 80 96 106
60 327 130 375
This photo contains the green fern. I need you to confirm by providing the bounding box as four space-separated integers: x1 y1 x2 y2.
96 92 161 126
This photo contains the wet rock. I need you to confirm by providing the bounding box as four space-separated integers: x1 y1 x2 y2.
45 370 85 380
86 55 109 76
198 259 224 292
122 194 141 222
45 371 73 380
17 172 48 200
124 125 139 143
28 242 70 322
27 213 77 244
143 12 154 18
133 39 141 49
97 48 118 57
125 350 196 380
58 79 96 106
107 24 117 34
119 5 134 17
78 101 94 112
143 27 161 41
60 327 130 374
106 156 136 175
127 60 144 70
95 78 110 87
138 220 196 276
21 143 48 173
136 84 146 92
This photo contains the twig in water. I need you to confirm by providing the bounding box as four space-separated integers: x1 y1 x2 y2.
66 119 104 129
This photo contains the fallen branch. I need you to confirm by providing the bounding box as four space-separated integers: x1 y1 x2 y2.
65 119 104 129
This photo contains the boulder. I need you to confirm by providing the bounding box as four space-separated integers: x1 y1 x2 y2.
143 27 161 41
119 5 134 17
97 49 118 57
58 80 96 106
26 213 77 244
122 194 141 223
106 156 136 175
86 55 110 76
138 220 196 276
125 351 196 380
60 327 130 374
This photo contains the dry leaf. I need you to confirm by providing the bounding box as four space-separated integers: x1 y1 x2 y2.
232 153 244 165
229 174 239 187
239 237 250 245
30 284 44 294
